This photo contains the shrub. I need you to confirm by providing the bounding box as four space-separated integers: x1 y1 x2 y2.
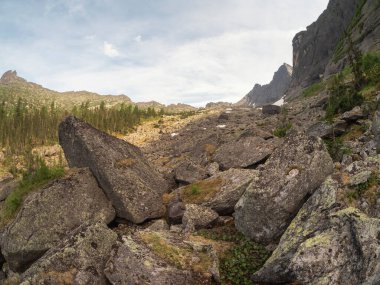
323 137 351 162
302 81 324 98
273 123 292 138
362 52 380 86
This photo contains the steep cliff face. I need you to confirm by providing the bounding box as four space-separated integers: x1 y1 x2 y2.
289 0 360 92
237 63 292 107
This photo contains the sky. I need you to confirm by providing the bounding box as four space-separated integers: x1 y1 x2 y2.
0 0 329 107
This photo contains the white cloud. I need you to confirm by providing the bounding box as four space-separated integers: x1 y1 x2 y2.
134 35 142 43
103 41 120 58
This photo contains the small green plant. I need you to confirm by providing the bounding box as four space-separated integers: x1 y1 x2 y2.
347 172 379 202
0 159 64 226
323 137 351 162
362 52 380 86
191 185 200 195
196 225 271 285
273 123 292 138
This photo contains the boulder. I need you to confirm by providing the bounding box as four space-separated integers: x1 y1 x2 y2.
59 115 168 223
213 136 279 170
262 105 281 115
104 230 219 285
252 178 380 285
371 111 380 151
307 120 347 139
169 169 258 217
167 194 186 224
147 219 170 231
174 160 208 184
340 106 366 123
0 176 18 202
235 132 334 244
1 168 115 272
20 222 117 284
182 204 219 232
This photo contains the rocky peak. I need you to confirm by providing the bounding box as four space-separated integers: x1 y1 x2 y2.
236 63 292 107
287 0 361 97
0 70 26 84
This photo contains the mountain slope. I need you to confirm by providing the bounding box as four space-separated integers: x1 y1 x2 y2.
236 63 292 107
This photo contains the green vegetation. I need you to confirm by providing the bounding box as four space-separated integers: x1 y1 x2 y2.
347 172 379 201
323 137 351 162
191 185 200 195
0 159 65 228
273 123 292 138
362 52 380 86
180 177 223 204
302 81 325 98
196 225 271 285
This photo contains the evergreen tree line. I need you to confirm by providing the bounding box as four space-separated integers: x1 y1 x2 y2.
0 98 162 156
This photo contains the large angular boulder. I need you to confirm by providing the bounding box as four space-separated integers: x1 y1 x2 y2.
1 168 115 272
252 178 380 285
59 116 168 223
235 132 333 244
104 230 219 285
168 169 258 217
213 136 279 170
372 111 380 151
174 160 208 184
20 222 117 285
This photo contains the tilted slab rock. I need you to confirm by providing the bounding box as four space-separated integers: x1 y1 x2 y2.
1 168 115 272
234 132 333 244
252 178 380 285
174 160 208 184
213 136 280 170
20 222 117 285
59 115 168 223
104 230 219 285
168 168 258 218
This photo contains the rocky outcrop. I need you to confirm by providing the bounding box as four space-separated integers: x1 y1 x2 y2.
289 0 360 93
234 132 334 244
104 230 220 285
20 222 117 284
174 160 208 184
213 136 279 170
168 169 258 218
0 70 27 84
237 63 292 107
252 178 380 285
371 111 380 151
0 168 115 272
59 116 168 224
182 204 219 232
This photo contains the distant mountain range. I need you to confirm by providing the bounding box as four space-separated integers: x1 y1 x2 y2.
0 70 196 112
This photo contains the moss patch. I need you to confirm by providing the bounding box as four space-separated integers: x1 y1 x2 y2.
139 231 213 275
180 177 223 204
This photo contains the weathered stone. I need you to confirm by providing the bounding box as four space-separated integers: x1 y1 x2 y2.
167 194 186 225
20 222 117 285
104 230 219 285
59 116 168 224
1 168 115 272
182 204 219 232
262 105 281 115
147 219 170 231
171 169 258 216
349 170 372 186
307 120 347 139
206 162 219 176
213 136 279 170
235 132 334 244
372 111 380 151
174 160 208 184
340 106 366 123
252 178 380 285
